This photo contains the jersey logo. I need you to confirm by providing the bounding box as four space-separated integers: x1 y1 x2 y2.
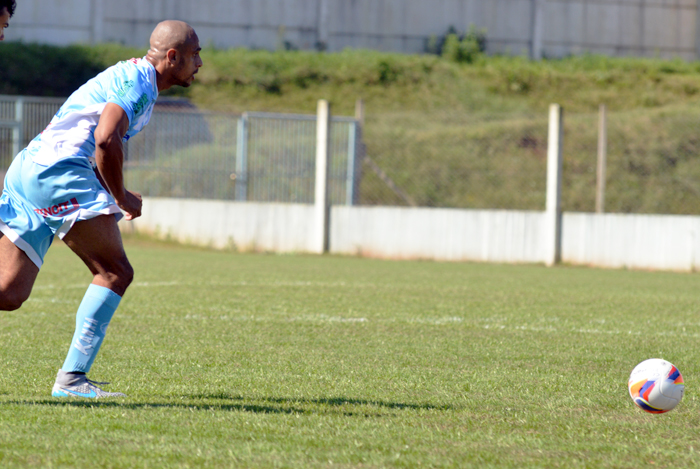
133 93 150 116
116 80 135 97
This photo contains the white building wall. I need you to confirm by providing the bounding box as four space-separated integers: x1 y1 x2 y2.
7 0 700 59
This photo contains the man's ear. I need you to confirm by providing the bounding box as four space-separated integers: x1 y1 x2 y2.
166 48 178 64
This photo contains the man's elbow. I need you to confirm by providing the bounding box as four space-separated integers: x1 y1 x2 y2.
94 130 121 153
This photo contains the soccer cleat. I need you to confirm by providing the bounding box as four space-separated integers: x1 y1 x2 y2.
51 369 126 399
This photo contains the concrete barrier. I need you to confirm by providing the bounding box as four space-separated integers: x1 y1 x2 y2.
562 212 700 271
124 198 316 253
330 205 546 263
122 197 700 271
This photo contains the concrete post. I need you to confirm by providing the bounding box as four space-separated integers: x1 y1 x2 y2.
545 103 563 266
314 100 331 253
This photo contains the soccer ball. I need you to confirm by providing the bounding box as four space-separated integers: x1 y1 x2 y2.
628 358 684 414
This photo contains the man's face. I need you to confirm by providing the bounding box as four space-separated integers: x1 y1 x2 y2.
0 7 10 41
171 34 203 88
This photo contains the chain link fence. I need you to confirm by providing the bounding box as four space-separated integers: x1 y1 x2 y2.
359 111 548 210
561 106 700 214
1 94 700 215
125 106 360 205
0 96 65 188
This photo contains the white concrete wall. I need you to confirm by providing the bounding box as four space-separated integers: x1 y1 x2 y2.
330 205 546 263
562 212 700 271
124 197 317 252
123 198 700 271
7 0 700 59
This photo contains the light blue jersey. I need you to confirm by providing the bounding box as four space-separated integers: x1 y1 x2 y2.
29 57 159 165
0 57 159 268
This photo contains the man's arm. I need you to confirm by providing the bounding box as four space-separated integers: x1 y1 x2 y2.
93 102 142 220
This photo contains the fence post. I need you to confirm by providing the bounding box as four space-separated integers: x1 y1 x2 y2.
235 112 248 201
596 104 607 213
346 98 365 205
354 99 365 205
314 100 331 254
545 103 563 266
346 121 356 205
12 97 23 158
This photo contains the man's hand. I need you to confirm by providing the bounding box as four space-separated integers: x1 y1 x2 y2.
117 190 143 220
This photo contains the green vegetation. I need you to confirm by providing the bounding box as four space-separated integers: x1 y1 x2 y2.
0 43 144 96
4 42 700 212
2 239 700 467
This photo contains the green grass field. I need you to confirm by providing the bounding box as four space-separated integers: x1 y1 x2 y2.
2 237 700 468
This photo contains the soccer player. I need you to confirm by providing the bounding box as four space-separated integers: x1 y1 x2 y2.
0 20 202 398
0 0 16 41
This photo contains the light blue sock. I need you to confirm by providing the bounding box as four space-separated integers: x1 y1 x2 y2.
61 284 121 373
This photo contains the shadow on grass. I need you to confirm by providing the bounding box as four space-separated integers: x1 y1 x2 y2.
193 393 456 412
4 394 457 416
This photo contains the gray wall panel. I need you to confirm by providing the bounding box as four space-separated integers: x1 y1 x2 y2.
6 0 700 58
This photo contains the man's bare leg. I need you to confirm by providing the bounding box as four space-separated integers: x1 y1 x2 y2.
0 233 39 311
62 214 133 295
52 215 131 398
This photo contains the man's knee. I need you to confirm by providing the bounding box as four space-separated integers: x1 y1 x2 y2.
118 260 135 288
0 288 30 311
100 257 134 293
0 235 39 310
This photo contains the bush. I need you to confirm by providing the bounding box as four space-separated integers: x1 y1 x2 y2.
0 42 145 97
437 26 486 64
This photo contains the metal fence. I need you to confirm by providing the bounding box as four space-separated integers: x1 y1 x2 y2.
0 96 65 178
356 107 700 215
2 94 700 215
0 96 362 205
126 108 360 205
359 111 549 210
557 106 700 215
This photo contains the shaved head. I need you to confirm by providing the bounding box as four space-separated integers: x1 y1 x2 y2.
148 20 197 60
146 20 203 92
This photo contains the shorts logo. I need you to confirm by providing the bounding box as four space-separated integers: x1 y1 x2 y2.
34 198 80 218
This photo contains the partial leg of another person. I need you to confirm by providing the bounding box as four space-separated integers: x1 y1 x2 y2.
0 233 40 311
51 214 133 399
0 149 49 310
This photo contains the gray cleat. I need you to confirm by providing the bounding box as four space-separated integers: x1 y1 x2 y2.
52 369 126 398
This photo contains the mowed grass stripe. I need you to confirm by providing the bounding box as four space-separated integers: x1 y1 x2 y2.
1 237 700 468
